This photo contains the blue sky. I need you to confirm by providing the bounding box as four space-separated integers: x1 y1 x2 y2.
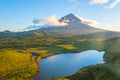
0 0 120 31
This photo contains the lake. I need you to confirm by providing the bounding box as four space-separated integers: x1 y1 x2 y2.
34 50 105 80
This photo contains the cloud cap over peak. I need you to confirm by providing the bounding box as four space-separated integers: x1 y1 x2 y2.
33 15 68 26
74 14 99 26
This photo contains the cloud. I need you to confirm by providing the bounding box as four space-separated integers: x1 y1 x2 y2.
90 0 120 8
90 0 109 4
107 0 120 8
67 0 120 9
75 14 98 26
33 15 68 26
80 17 98 26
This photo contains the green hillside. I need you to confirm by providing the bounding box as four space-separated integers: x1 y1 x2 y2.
0 30 120 80
0 50 40 80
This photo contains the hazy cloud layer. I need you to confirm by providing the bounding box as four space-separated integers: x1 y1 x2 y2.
107 0 120 8
67 0 120 8
90 0 109 4
33 15 68 26
90 0 120 8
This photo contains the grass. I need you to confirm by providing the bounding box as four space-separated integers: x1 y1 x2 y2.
25 48 50 58
65 64 120 80
57 44 75 50
0 36 120 80
0 49 39 80
52 37 120 80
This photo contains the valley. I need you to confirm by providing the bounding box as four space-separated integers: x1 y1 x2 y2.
0 14 120 80
0 35 120 80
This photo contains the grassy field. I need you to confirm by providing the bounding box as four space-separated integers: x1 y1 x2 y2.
52 37 120 80
0 36 120 80
0 50 40 80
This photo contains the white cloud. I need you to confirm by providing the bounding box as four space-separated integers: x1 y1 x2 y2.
90 0 120 8
107 0 120 8
75 14 99 26
33 15 68 26
90 0 109 4
67 0 120 9
81 18 98 26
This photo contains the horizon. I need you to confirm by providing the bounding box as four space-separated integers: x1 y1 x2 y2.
0 0 120 32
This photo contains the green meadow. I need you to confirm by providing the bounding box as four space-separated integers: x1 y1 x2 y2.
0 36 120 80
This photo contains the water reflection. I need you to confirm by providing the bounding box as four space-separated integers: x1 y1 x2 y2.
34 50 105 80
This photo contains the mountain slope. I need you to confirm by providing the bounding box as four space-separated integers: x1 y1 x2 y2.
40 13 106 35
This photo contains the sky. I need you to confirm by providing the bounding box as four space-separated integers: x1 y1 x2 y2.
0 0 120 32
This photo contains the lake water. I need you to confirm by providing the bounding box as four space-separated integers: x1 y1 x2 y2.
34 50 105 80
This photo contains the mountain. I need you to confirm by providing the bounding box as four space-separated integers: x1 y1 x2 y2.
40 13 106 35
59 13 82 24
0 13 120 38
